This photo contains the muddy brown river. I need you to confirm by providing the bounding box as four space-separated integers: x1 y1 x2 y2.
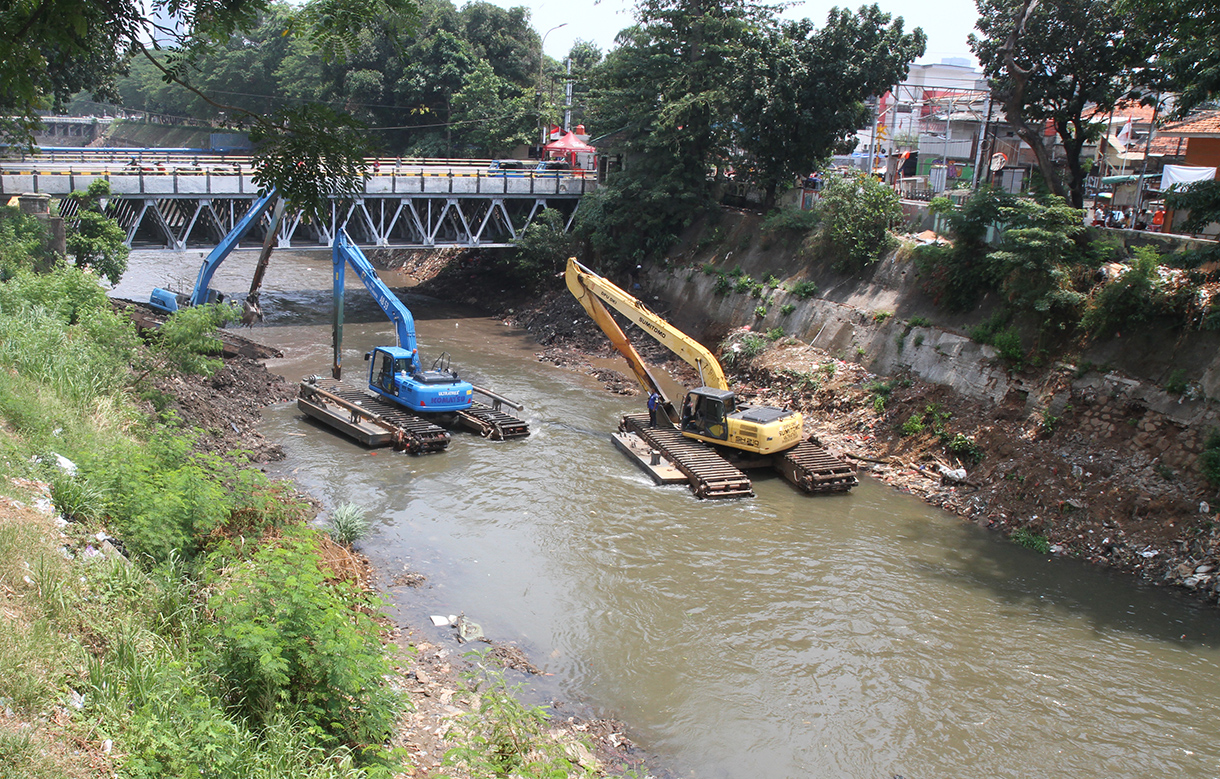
115 248 1220 778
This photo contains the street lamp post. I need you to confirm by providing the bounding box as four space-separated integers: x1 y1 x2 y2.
537 23 568 148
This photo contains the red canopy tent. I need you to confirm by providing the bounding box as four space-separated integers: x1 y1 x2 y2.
543 131 596 169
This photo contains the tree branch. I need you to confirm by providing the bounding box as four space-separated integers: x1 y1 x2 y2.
136 43 274 133
997 0 1067 200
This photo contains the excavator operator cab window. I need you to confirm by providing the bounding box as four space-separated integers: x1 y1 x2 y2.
372 351 395 392
393 357 413 377
688 393 728 440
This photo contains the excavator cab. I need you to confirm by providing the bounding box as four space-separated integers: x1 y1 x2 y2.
683 387 735 441
365 346 474 412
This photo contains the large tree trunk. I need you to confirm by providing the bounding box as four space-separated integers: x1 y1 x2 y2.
997 0 1070 202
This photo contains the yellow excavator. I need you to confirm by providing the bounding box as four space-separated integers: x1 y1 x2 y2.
566 258 857 497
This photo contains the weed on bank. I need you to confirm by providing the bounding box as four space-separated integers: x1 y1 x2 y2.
0 260 403 778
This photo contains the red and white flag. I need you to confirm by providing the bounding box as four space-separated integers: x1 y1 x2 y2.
1116 117 1134 146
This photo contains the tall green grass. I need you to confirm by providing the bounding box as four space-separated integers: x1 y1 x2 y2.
0 257 407 778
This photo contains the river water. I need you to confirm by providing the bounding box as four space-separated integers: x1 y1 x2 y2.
115 248 1220 778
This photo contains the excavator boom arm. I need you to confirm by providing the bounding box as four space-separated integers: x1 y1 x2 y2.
188 188 278 307
334 231 419 370
564 258 728 391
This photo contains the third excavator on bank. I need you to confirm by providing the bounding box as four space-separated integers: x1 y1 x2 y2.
565 258 856 499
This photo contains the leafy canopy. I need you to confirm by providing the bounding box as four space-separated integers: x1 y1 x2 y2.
582 0 923 265
733 6 925 208
66 180 129 285
2 0 418 216
970 0 1151 209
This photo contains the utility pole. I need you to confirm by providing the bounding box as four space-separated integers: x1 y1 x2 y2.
563 57 573 132
1133 96 1161 218
865 96 878 174
971 97 993 189
537 23 568 148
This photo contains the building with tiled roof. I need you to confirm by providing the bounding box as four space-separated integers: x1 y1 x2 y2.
1158 111 1220 169
1155 111 1220 236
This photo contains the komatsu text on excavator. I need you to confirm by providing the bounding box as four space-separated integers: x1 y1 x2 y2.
566 258 856 499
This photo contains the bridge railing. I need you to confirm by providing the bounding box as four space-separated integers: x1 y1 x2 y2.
1 167 597 197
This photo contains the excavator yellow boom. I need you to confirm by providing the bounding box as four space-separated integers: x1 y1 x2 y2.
564 258 729 392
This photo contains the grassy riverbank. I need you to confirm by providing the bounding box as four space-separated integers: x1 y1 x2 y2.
0 258 407 776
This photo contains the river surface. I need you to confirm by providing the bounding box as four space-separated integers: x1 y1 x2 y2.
115 249 1220 778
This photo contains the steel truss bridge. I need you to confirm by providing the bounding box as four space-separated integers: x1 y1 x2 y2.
1 151 595 250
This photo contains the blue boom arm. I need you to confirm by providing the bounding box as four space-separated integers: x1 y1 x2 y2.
333 231 420 373
189 188 278 306
148 188 278 313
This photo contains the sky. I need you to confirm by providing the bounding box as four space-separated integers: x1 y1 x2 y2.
481 0 982 67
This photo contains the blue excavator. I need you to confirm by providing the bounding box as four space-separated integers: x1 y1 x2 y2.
297 230 529 451
148 188 282 318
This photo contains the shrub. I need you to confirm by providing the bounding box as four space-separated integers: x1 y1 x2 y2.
945 433 984 464
762 206 821 234
753 305 767 318
915 187 1089 330
1165 368 1189 395
50 473 106 523
1080 246 1166 339
444 651 593 779
819 170 902 271
201 532 403 750
790 280 819 299
873 311 893 323
506 209 575 288
991 327 1025 368
780 303 795 316
1200 431 1220 487
739 333 767 358
0 205 56 279
900 414 925 436
967 311 1010 345
327 503 370 546
1011 527 1051 554
766 326 784 341
88 431 229 564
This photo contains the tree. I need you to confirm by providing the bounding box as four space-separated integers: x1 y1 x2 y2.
819 170 903 271
1130 0 1220 114
0 0 130 151
733 6 925 209
457 2 539 87
970 0 1151 208
449 61 534 157
1 0 418 217
582 0 923 264
66 180 130 286
582 0 769 264
563 40 604 132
